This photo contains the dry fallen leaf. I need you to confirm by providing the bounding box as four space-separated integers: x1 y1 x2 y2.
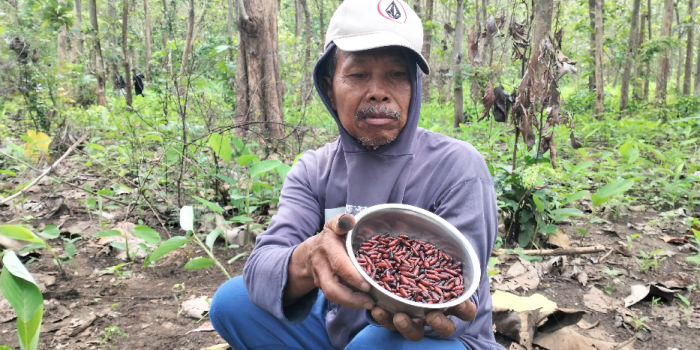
533 326 635 350
624 284 675 308
577 319 599 330
182 297 211 319
186 321 216 334
496 260 540 292
583 287 614 313
547 229 571 248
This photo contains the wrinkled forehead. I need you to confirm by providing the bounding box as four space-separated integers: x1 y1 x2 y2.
338 46 409 67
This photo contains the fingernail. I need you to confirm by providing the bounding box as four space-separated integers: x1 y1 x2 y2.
396 317 408 328
361 281 371 292
364 302 374 310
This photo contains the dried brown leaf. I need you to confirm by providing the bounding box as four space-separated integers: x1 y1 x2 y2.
480 81 496 121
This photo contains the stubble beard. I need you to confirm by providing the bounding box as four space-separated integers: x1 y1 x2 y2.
354 105 401 148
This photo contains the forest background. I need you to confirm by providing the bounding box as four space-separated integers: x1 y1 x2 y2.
1 0 700 349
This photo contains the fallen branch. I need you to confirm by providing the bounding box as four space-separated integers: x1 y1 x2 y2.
492 244 606 257
1 134 89 205
69 313 98 337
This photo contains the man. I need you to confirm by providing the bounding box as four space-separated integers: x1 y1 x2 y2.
132 68 145 97
115 73 126 97
210 1 503 349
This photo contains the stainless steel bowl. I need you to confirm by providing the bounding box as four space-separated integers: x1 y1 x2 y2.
346 204 481 318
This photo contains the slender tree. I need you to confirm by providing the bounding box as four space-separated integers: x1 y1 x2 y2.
422 0 434 102
452 0 465 128
588 0 596 91
644 0 652 100
656 0 675 104
234 0 285 139
88 0 107 105
144 0 153 81
633 5 647 100
684 0 695 95
300 0 312 102
620 0 641 111
316 0 325 47
594 0 604 117
122 0 133 106
57 0 68 69
72 0 85 59
108 0 120 88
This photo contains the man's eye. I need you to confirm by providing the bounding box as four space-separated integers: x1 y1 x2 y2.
352 74 365 78
391 72 407 78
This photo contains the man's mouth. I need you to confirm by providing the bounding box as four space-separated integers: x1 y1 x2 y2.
355 105 401 126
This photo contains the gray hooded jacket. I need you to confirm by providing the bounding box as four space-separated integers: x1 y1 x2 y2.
243 44 504 350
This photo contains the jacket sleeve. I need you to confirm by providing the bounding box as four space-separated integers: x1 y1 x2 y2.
242 154 323 323
423 175 499 342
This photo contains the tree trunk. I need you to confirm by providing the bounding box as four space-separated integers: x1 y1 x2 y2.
144 0 153 81
108 0 121 89
684 0 695 95
57 0 68 69
179 0 208 83
89 0 107 106
588 0 596 91
656 0 674 104
644 0 651 100
452 0 465 128
696 17 700 95
422 0 434 102
122 0 133 106
620 0 641 111
300 0 312 103
317 0 325 47
594 0 604 117
72 0 85 59
294 0 302 40
161 0 170 68
633 6 646 100
675 4 682 93
235 0 285 139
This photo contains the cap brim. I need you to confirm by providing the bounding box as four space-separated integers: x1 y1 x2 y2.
332 32 431 75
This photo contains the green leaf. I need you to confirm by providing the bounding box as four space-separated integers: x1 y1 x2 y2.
231 136 244 151
215 174 237 184
532 195 545 213
227 252 248 264
561 191 589 206
596 179 634 198
148 236 190 263
17 302 43 350
230 216 254 223
571 161 594 173
37 225 60 239
0 169 17 176
19 242 48 254
590 193 609 207
64 240 76 258
184 257 214 269
249 160 282 178
206 228 223 250
86 142 105 152
276 164 291 182
236 154 259 166
132 225 161 244
0 226 44 244
550 208 585 217
516 252 543 262
208 133 232 163
193 196 224 215
96 189 114 197
0 254 43 322
214 45 229 53
93 230 122 238
539 224 558 234
110 242 127 250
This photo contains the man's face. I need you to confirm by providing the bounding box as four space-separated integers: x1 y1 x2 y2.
324 47 412 148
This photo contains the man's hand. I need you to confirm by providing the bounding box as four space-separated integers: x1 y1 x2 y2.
370 301 477 341
284 214 375 310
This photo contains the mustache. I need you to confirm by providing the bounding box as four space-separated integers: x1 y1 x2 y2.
355 105 401 121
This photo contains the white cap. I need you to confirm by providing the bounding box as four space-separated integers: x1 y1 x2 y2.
325 0 430 74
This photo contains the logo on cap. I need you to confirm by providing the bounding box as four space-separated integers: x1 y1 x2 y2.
377 0 407 23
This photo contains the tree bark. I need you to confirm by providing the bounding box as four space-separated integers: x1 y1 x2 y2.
294 0 302 40
696 17 700 95
179 0 207 82
57 0 68 69
684 0 695 95
108 0 120 89
633 6 646 100
422 0 434 102
452 0 465 128
144 0 153 82
300 0 312 103
675 4 682 94
235 0 285 139
588 0 596 91
656 0 674 104
161 0 170 68
122 0 133 106
644 0 651 100
72 0 85 59
88 0 107 106
317 0 325 47
620 0 641 111
594 0 604 117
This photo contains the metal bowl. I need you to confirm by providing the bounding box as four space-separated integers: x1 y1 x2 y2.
346 204 481 318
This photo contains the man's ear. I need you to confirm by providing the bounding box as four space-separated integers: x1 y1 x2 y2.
323 76 337 111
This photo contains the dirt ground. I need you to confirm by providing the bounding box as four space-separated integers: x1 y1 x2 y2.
1 171 700 350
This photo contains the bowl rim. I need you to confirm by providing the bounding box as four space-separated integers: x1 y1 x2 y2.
346 203 482 311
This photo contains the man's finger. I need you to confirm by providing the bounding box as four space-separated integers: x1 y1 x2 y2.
425 312 455 337
317 267 374 310
324 214 355 236
327 246 371 292
393 313 424 342
446 300 477 322
371 307 397 331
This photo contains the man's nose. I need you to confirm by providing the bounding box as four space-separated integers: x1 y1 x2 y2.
367 77 391 103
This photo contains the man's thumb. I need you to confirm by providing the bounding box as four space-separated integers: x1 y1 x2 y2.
325 213 356 235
